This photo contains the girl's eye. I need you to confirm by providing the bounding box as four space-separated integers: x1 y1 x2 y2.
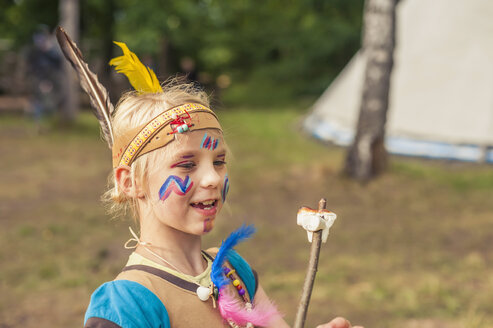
174 162 196 169
214 160 227 166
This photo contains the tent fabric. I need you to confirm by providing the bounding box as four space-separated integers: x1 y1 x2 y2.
303 0 493 163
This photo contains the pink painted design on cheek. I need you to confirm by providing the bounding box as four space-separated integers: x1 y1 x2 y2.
158 175 193 201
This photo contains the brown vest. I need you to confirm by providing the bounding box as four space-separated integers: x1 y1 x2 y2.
114 250 253 328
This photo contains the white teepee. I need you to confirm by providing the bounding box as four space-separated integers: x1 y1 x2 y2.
304 0 493 163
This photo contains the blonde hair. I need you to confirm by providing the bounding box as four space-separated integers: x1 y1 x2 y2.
103 79 211 219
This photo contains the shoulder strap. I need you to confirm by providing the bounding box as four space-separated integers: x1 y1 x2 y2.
121 265 199 292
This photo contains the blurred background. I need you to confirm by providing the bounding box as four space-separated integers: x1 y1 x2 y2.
1 0 493 327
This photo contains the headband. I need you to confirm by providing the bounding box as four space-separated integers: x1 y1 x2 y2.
112 103 222 168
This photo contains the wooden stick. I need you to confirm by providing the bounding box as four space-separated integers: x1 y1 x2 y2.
293 198 326 328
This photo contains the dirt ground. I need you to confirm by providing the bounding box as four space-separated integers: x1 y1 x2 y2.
1 110 493 328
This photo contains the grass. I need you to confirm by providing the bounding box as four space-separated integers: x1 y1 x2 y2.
1 108 493 328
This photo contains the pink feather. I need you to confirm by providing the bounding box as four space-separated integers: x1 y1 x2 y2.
218 289 281 327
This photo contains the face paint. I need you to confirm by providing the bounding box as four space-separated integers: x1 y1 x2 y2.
221 174 229 203
200 133 219 150
182 154 194 159
201 133 211 149
170 160 190 168
158 175 193 201
203 218 214 232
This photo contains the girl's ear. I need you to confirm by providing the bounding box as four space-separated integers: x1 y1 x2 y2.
115 165 145 199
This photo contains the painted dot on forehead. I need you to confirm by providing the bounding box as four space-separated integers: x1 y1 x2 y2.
159 175 193 201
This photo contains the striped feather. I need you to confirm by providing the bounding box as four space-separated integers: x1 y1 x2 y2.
55 27 114 148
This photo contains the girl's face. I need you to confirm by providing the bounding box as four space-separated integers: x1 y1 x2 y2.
145 129 228 236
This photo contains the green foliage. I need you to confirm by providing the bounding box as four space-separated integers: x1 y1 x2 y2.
1 0 364 104
207 0 364 103
111 0 364 104
0 0 59 46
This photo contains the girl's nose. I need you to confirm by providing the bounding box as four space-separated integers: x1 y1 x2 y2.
199 164 222 189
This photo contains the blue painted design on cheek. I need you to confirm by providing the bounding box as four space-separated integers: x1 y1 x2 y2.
221 174 229 203
158 175 193 201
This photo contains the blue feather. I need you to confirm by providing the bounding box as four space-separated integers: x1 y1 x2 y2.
211 224 256 290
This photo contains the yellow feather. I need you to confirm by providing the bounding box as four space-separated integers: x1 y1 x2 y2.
109 41 163 94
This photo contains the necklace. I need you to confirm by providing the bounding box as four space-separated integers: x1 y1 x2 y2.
124 226 184 274
124 227 216 303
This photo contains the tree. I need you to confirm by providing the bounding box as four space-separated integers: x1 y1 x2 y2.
59 0 80 123
344 0 396 181
112 0 364 105
1 0 365 107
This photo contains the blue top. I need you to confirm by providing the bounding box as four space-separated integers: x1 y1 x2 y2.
84 280 170 328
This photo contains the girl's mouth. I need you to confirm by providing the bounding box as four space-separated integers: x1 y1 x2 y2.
190 199 217 210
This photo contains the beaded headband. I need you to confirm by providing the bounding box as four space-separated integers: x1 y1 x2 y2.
112 103 222 168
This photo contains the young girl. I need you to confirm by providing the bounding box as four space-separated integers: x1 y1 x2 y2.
63 38 359 328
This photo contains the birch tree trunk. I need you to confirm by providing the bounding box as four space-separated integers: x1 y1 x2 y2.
59 0 80 123
345 0 396 181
